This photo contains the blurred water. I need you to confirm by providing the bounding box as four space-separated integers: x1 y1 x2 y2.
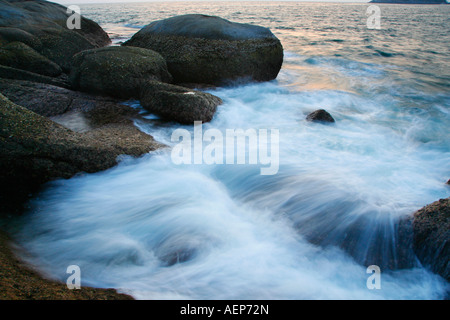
13 2 450 299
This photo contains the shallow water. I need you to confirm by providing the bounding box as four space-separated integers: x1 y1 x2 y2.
13 2 450 299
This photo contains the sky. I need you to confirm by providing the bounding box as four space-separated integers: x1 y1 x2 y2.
52 0 371 4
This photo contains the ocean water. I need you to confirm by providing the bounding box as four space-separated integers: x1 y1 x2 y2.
13 2 450 299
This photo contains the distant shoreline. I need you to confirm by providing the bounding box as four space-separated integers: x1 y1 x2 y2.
370 0 448 4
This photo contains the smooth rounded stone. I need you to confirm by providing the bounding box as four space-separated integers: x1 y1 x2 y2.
0 27 39 47
411 197 449 281
124 14 283 85
140 81 222 124
0 93 161 212
0 41 62 77
0 65 69 88
69 46 172 99
0 79 133 118
306 109 335 123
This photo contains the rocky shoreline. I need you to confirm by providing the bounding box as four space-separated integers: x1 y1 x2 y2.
0 0 448 299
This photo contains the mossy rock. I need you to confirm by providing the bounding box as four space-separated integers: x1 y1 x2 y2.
140 81 222 124
124 14 283 85
0 41 62 77
0 0 110 47
70 46 173 99
0 27 40 47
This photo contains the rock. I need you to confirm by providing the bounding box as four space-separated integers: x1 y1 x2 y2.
124 14 283 85
0 27 40 47
140 81 222 124
33 27 96 72
0 0 111 72
0 65 69 88
0 41 62 77
446 179 450 185
412 198 449 281
0 79 135 118
0 93 162 214
70 46 172 99
306 109 335 123
0 0 110 47
0 230 133 300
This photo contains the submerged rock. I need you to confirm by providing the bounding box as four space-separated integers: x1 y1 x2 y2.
306 109 335 123
124 14 283 85
411 198 449 281
140 81 222 124
70 46 172 99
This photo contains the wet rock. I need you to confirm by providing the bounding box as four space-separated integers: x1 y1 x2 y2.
140 81 222 124
70 46 172 99
124 14 283 85
306 109 335 123
0 0 110 47
0 41 62 77
412 197 449 281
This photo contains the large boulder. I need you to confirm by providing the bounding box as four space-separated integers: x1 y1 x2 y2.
124 14 283 85
69 46 172 99
0 41 62 77
0 0 111 72
140 81 222 124
411 198 449 281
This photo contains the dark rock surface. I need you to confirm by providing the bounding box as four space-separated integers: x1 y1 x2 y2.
411 198 449 281
0 41 62 77
0 230 133 300
0 65 69 88
0 0 111 72
0 79 133 118
0 93 162 215
70 46 172 99
124 14 283 85
140 81 222 124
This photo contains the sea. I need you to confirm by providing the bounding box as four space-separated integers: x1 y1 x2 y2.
12 1 450 299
